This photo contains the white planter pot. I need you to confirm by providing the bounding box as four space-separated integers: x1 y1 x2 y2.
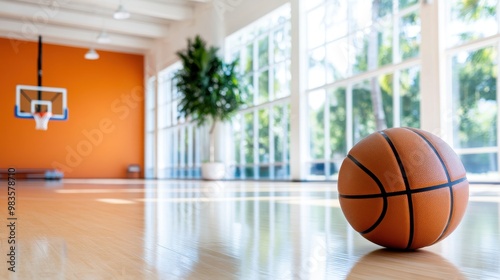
201 162 225 180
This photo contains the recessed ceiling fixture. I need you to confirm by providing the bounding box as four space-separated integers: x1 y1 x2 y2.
113 1 130 20
97 30 111 44
84 48 99 60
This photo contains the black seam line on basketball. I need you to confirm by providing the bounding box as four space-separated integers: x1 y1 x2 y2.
404 128 451 183
432 187 455 245
346 154 388 235
339 177 466 199
404 128 456 245
379 131 414 250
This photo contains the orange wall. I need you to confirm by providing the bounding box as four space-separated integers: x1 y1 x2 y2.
0 38 144 178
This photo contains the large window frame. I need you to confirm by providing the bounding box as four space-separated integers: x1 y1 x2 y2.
304 0 421 180
145 76 157 179
226 4 292 180
145 0 500 182
146 62 207 179
445 0 500 180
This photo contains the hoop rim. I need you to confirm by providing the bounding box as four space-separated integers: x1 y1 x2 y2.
15 106 69 120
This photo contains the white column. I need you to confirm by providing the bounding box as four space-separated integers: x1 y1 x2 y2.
209 5 228 165
210 4 226 52
290 0 307 181
420 0 448 140
153 77 159 179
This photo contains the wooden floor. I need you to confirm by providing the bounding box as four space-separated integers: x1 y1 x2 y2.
0 179 498 279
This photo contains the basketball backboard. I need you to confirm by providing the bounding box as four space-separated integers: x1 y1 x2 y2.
15 85 68 120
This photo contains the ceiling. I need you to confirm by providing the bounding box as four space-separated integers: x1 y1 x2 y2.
0 0 210 54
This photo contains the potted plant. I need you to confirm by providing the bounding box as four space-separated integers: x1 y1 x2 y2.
174 35 246 180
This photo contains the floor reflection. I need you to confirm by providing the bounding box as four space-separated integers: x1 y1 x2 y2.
143 181 377 279
348 249 466 279
0 180 498 279
142 181 500 279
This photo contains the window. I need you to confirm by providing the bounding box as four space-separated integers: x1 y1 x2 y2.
447 1 500 180
448 0 498 47
226 4 291 179
144 0 500 182
305 0 421 180
145 77 156 179
156 62 205 179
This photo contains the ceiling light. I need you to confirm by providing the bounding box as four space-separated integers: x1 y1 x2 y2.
113 4 130 20
85 48 99 60
97 30 111 44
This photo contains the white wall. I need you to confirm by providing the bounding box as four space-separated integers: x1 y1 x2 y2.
223 0 289 36
146 4 222 77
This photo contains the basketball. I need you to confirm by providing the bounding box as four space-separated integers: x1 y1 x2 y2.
338 127 469 250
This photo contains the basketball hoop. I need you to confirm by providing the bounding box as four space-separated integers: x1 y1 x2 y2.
33 111 52 130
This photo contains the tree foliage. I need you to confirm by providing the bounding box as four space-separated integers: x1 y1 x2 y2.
455 47 497 150
450 0 498 173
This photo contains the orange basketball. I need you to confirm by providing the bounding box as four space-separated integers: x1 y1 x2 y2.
338 127 469 250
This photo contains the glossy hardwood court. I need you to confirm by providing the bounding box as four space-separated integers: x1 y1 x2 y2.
0 179 498 279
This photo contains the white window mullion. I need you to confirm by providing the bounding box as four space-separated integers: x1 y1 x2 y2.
308 58 420 93
456 147 498 155
497 0 500 34
152 77 158 179
188 125 194 170
195 126 201 168
324 90 331 178
253 110 259 178
346 84 353 151
283 104 289 165
446 52 455 146
173 127 179 176
393 0 400 65
253 41 259 106
181 125 188 173
447 34 500 56
420 0 446 138
240 113 245 179
346 0 354 78
269 31 275 101
496 41 500 178
393 70 401 127
166 128 172 176
269 105 275 179
236 96 290 114
398 3 419 17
